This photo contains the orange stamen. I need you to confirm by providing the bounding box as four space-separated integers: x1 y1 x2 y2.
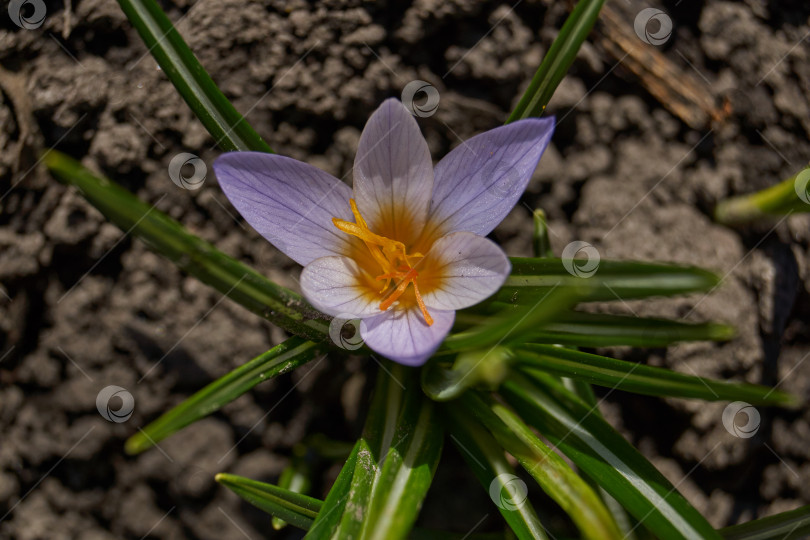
333 199 434 326
411 280 433 326
379 269 416 311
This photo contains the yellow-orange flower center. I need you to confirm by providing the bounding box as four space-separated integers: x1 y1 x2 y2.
332 199 434 326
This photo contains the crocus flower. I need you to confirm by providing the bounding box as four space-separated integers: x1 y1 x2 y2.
213 99 554 366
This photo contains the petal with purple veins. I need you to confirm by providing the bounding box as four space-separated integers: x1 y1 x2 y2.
214 152 353 266
419 231 511 311
426 117 555 237
360 307 455 366
353 98 434 245
300 256 381 318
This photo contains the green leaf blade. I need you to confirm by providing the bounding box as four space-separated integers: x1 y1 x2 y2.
306 440 364 538
215 473 322 530
446 285 590 351
496 257 721 305
502 371 723 540
363 399 443 540
272 451 313 530
460 393 623 540
443 403 550 540
116 0 272 152
720 505 810 540
45 150 329 341
308 364 443 540
507 0 605 122
126 337 323 454
515 345 798 407
531 311 733 348
715 165 810 225
532 209 554 258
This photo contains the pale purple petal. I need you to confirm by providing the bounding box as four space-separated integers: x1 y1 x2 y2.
214 152 353 266
419 232 510 311
425 117 555 237
300 256 380 318
360 308 455 366
353 98 434 245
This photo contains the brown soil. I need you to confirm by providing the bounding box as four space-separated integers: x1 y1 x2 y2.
1 0 810 538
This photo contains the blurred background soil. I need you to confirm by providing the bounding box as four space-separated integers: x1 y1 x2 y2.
1 0 810 538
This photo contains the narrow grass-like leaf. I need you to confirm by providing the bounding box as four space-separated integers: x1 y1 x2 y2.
560 367 640 538
514 345 798 407
501 371 723 540
530 311 734 347
116 0 272 152
272 445 314 530
507 0 605 122
329 438 377 539
445 286 588 351
306 440 363 538
45 151 329 341
562 377 599 406
125 337 323 454
219 468 509 539
460 392 622 540
215 473 322 530
491 257 721 305
715 165 810 225
456 310 733 348
720 505 810 540
273 432 354 529
307 363 443 540
443 403 549 540
362 395 443 539
533 209 554 258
